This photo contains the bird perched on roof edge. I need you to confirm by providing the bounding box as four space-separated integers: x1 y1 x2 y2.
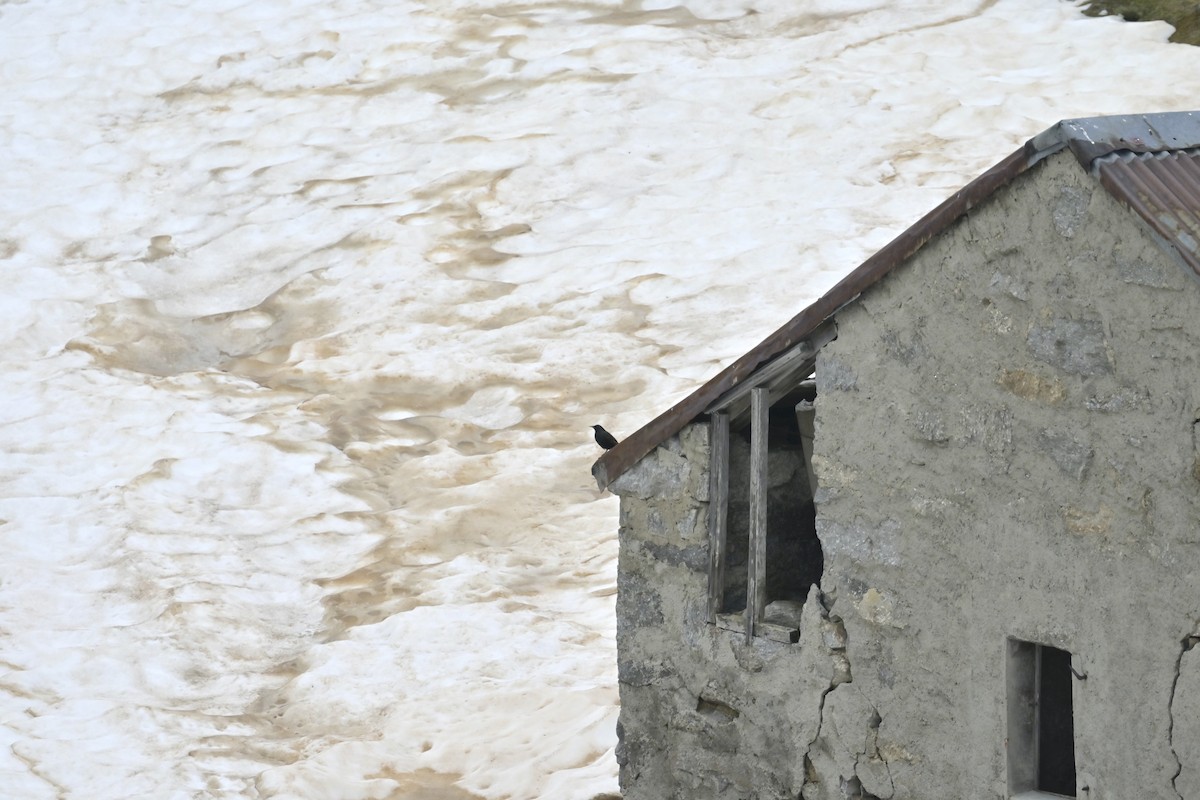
591 424 619 450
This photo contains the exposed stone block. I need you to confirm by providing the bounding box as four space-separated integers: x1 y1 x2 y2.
810 454 856 499
881 328 928 365
854 587 904 629
647 508 666 538
675 706 741 755
677 506 703 542
818 517 901 567
617 569 665 629
1038 428 1094 481
729 637 767 673
1062 504 1112 535
611 445 692 500
1027 316 1113 375
680 421 710 463
989 270 1030 301
1084 387 1145 412
1118 255 1177 289
959 403 1013 455
636 539 709 573
817 354 858 392
1052 184 1091 238
820 617 848 651
997 368 1066 405
910 409 949 444
618 657 670 687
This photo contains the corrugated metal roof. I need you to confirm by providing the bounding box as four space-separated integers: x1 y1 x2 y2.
1094 149 1200 277
593 111 1200 490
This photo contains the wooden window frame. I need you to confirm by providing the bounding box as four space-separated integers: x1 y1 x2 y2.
705 322 835 644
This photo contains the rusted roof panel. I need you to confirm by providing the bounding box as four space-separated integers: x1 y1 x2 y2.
1094 150 1200 277
593 111 1200 490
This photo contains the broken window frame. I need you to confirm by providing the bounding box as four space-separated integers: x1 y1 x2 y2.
705 321 835 644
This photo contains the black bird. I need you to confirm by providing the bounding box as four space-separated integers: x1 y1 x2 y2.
591 424 619 450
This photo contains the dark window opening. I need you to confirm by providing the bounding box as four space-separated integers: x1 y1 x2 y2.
1007 639 1077 797
717 379 823 633
1037 645 1077 795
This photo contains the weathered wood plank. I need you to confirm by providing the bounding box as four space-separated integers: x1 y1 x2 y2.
704 319 836 422
746 387 769 642
794 398 817 501
706 412 729 622
714 614 797 644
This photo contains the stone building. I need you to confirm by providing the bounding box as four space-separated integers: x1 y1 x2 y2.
592 111 1200 800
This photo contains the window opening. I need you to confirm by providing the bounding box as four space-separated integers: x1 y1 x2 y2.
1007 639 1077 797
710 378 822 641
1037 646 1077 795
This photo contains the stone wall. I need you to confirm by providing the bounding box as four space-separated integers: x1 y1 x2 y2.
812 149 1200 799
611 424 849 799
611 147 1200 799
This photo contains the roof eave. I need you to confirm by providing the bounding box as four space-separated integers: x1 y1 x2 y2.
593 142 1037 490
593 110 1200 491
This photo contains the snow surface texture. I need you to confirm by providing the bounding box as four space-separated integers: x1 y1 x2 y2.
1 1 1199 798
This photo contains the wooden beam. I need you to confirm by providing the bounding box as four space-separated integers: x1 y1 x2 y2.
706 412 729 623
706 320 836 425
591 321 834 492
746 387 769 642
714 613 797 644
794 398 817 501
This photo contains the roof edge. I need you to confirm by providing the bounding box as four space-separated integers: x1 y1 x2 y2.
1031 111 1200 170
593 142 1035 490
593 110 1200 490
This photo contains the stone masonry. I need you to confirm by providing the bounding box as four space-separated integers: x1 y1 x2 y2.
609 149 1200 799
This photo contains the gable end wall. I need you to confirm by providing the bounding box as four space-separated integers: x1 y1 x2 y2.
613 149 1200 800
814 149 1200 799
